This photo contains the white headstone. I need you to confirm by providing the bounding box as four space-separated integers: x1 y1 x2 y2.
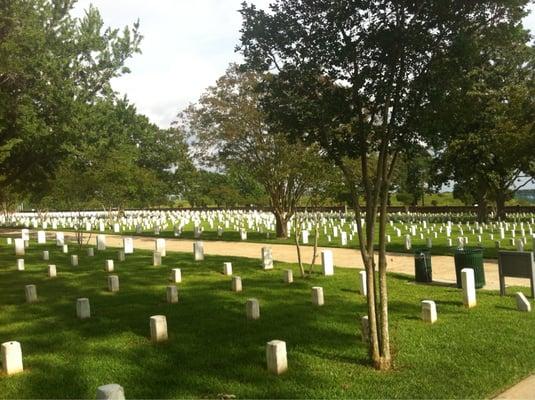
266 340 287 375
283 269 293 283
166 286 178 303
461 268 476 308
150 315 168 342
170 268 182 283
222 262 233 276
96 384 125 400
311 286 324 306
516 292 531 312
321 250 334 276
76 298 90 319
421 300 437 323
359 270 367 296
246 298 260 320
232 276 242 292
261 247 273 270
1 341 23 375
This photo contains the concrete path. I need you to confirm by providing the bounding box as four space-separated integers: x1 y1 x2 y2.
5 229 531 292
494 375 535 399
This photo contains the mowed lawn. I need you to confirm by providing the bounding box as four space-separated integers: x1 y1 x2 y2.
0 241 534 398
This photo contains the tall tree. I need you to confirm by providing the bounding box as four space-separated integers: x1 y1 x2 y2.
0 0 141 200
238 0 530 370
178 64 331 237
427 39 535 221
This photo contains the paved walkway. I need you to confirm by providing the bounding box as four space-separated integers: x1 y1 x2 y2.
494 375 535 399
4 229 531 292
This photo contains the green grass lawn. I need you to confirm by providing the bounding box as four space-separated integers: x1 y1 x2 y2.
1 241 534 398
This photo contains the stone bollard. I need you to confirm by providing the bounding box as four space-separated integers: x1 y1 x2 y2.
246 298 260 320
62 244 69 254
153 252 162 266
96 384 125 400
311 287 324 306
71 255 78 267
232 276 242 292
359 270 367 296
421 300 437 323
1 341 23 375
283 269 293 284
516 292 531 312
321 250 334 276
105 260 114 273
108 275 120 293
87 247 95 257
43 250 49 261
25 285 37 303
193 241 204 261
266 340 287 375
166 286 178 303
261 247 273 270
76 298 91 319
222 262 233 276
17 259 24 271
170 268 182 283
461 268 476 309
118 250 125 262
150 315 168 342
48 265 57 278
361 315 369 342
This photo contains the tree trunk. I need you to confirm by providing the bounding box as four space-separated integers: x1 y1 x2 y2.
496 192 507 220
476 201 488 223
274 210 289 238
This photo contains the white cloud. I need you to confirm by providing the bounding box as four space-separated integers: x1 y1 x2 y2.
72 0 271 127
72 1 535 128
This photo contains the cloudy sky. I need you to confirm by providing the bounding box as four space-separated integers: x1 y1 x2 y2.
72 1 535 129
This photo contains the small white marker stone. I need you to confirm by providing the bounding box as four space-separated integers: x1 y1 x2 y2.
516 292 531 312
105 259 114 272
232 276 242 292
48 265 57 278
25 285 37 303
166 285 178 303
266 340 287 375
311 286 324 306
246 298 260 320
461 268 476 309
108 275 119 293
1 341 23 375
283 269 293 283
96 384 125 400
76 298 91 319
359 270 367 296
222 262 232 275
421 300 437 323
170 268 182 283
150 315 168 342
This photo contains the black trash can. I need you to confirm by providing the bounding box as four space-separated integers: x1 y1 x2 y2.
454 247 485 289
414 248 432 283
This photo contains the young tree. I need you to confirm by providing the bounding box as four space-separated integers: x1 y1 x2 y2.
177 64 331 237
238 0 529 370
